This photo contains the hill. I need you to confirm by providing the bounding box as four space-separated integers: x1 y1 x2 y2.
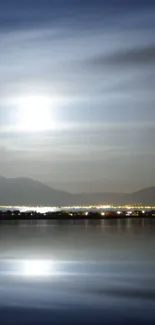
74 188 155 206
75 188 155 206
127 187 155 206
0 177 73 206
0 177 155 206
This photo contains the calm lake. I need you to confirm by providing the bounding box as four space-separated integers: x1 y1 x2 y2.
0 220 155 324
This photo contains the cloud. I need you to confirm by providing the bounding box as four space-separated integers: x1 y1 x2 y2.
1 120 155 135
89 45 155 67
0 1 155 191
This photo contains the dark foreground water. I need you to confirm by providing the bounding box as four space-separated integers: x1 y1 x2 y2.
0 219 155 324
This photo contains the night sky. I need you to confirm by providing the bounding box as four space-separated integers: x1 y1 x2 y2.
0 0 155 193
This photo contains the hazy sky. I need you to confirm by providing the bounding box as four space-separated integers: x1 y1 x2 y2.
0 0 155 193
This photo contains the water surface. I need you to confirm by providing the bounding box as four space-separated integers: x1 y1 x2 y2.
0 220 155 324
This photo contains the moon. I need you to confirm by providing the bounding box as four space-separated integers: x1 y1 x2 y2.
21 260 53 277
17 95 53 132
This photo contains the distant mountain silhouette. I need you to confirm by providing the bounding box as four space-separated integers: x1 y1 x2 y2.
75 188 155 206
0 177 155 206
127 187 155 206
0 177 73 206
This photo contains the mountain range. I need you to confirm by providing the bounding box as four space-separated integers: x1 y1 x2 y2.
0 176 155 206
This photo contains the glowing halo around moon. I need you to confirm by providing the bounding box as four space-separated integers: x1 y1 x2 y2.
16 95 57 132
21 260 53 277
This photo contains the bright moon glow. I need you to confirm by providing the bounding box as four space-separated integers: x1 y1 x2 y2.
17 95 53 132
21 260 52 277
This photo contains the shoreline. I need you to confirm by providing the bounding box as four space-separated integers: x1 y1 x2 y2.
0 210 155 220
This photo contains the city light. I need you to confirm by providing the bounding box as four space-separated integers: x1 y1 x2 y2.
1 204 155 216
